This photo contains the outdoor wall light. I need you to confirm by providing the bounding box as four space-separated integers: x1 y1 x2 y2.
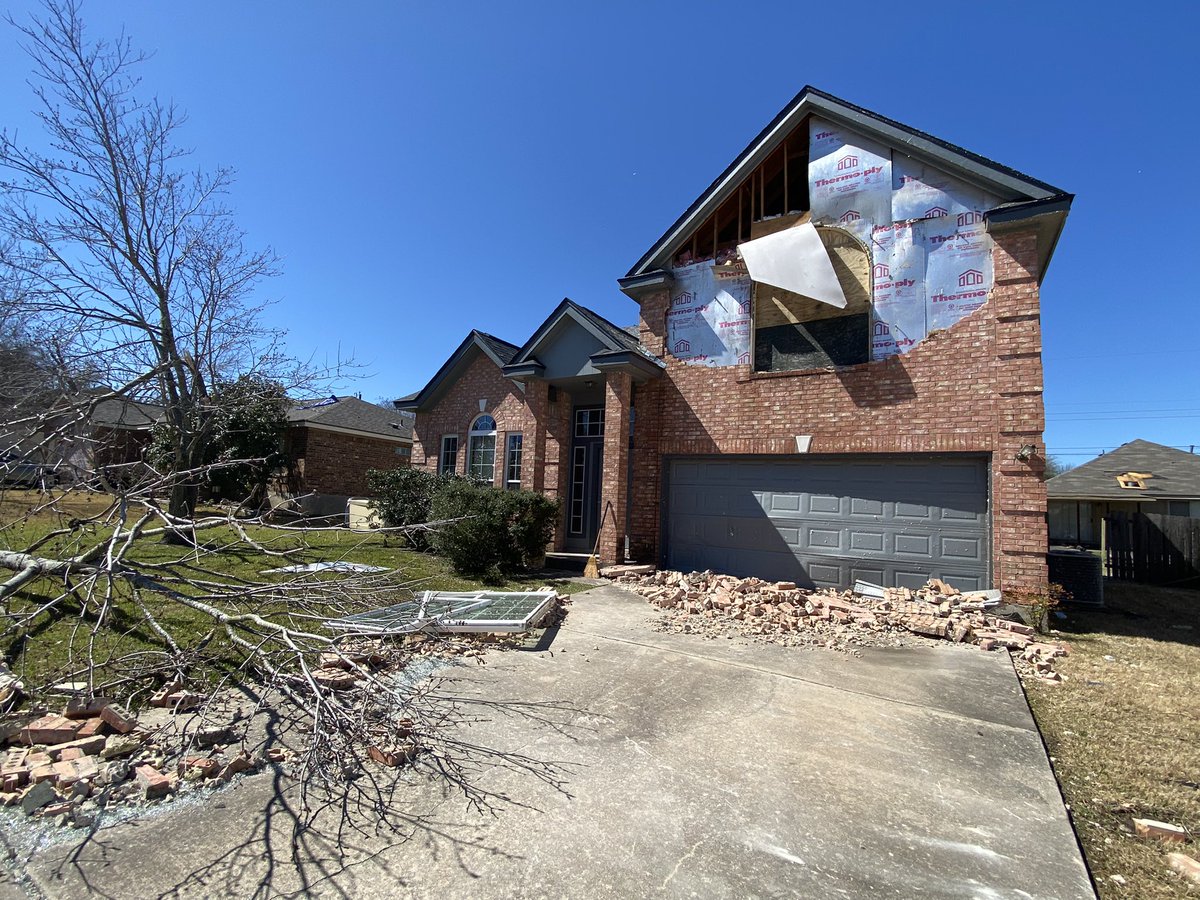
1015 444 1038 461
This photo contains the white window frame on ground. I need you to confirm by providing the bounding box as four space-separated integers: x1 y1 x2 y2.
505 433 523 490
439 435 458 475
468 415 497 482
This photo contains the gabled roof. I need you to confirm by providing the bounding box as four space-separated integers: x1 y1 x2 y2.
288 395 413 441
624 86 1073 281
90 397 165 430
507 299 649 366
394 330 520 412
1047 440 1200 502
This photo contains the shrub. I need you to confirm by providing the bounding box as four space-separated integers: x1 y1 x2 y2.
1007 582 1070 633
365 467 453 550
429 479 558 580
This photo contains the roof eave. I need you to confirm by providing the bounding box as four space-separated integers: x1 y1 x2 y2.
626 87 1070 279
399 331 515 413
509 299 630 367
588 349 665 383
986 195 1074 284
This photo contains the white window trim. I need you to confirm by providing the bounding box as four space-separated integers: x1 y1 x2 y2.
439 435 459 475
467 415 497 483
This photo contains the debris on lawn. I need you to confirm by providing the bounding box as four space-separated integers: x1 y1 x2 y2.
607 568 1070 677
261 561 389 575
0 587 573 833
1131 817 1190 844
1168 852 1200 884
325 589 560 636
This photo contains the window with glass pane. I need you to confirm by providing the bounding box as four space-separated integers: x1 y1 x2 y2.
569 446 586 533
574 408 605 437
439 436 458 474
505 433 523 490
467 415 497 482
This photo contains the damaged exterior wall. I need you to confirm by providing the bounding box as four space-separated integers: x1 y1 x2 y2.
630 229 1048 591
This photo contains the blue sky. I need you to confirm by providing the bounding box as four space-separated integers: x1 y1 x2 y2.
1 1 1197 465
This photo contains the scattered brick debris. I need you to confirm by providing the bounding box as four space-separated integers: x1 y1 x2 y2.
1168 852 1200 884
1132 817 1189 843
608 569 1070 676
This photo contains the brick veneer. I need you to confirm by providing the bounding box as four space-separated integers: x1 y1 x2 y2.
412 228 1048 591
629 227 1047 590
291 425 410 498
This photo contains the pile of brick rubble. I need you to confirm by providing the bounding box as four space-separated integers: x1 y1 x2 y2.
602 567 1069 680
0 593 573 831
0 687 266 829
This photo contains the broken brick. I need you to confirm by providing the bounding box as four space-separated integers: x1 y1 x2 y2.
1167 852 1200 884
63 697 112 720
21 715 81 746
75 717 107 739
218 751 254 780
368 743 418 767
47 735 105 760
134 764 173 799
1133 818 1189 843
99 703 137 734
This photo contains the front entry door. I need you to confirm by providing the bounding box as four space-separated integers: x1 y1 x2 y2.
565 407 605 553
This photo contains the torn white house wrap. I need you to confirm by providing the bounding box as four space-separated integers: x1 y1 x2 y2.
736 222 848 310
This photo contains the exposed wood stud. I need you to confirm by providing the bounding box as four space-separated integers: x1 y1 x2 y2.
784 138 789 214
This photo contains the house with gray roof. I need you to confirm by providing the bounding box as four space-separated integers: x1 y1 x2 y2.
1047 439 1200 547
284 395 414 515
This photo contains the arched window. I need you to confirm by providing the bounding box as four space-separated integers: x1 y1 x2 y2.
467 415 497 481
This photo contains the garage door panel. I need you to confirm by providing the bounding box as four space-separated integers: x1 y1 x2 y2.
666 456 989 589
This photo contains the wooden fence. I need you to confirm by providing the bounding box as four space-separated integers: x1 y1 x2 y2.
1104 512 1200 586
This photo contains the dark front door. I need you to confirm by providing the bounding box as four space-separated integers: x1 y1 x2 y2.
565 407 605 553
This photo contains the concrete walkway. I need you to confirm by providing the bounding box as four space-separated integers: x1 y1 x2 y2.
15 585 1094 899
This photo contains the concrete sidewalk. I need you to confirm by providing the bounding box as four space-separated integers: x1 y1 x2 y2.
15 584 1094 899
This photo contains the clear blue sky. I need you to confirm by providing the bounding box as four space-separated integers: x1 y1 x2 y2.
2 1 1197 465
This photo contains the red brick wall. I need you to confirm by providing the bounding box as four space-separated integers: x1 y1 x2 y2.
291 425 410 497
627 227 1047 590
411 229 1048 590
412 351 533 489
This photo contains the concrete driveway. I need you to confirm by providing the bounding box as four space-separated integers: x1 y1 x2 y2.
12 584 1094 899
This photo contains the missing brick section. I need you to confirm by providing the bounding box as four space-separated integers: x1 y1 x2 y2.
665 113 1000 374
750 217 872 372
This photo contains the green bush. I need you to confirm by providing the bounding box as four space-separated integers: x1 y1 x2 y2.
429 479 558 580
365 467 454 550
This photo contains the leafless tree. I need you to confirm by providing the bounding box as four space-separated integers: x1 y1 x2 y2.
0 3 573 850
0 0 315 521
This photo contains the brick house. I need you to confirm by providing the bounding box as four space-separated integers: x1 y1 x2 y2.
285 396 413 515
398 87 1072 592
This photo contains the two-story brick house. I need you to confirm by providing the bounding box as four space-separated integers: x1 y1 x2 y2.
398 87 1071 592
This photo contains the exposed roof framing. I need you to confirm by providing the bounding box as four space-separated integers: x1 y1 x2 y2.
624 86 1074 280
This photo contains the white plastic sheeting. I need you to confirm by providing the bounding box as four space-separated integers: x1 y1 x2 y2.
807 117 999 361
736 222 848 310
869 222 927 358
892 156 997 224
809 120 892 242
666 261 752 366
921 214 994 331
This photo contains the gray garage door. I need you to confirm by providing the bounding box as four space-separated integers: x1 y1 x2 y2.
666 455 990 591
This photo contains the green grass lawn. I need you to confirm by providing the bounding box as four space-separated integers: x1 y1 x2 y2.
1025 582 1200 898
0 489 587 702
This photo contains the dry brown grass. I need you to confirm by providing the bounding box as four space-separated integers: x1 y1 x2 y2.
1026 581 1200 897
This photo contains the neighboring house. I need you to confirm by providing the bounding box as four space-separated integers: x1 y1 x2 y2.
1 394 165 483
399 86 1072 592
1047 440 1200 547
89 397 165 475
285 396 413 515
